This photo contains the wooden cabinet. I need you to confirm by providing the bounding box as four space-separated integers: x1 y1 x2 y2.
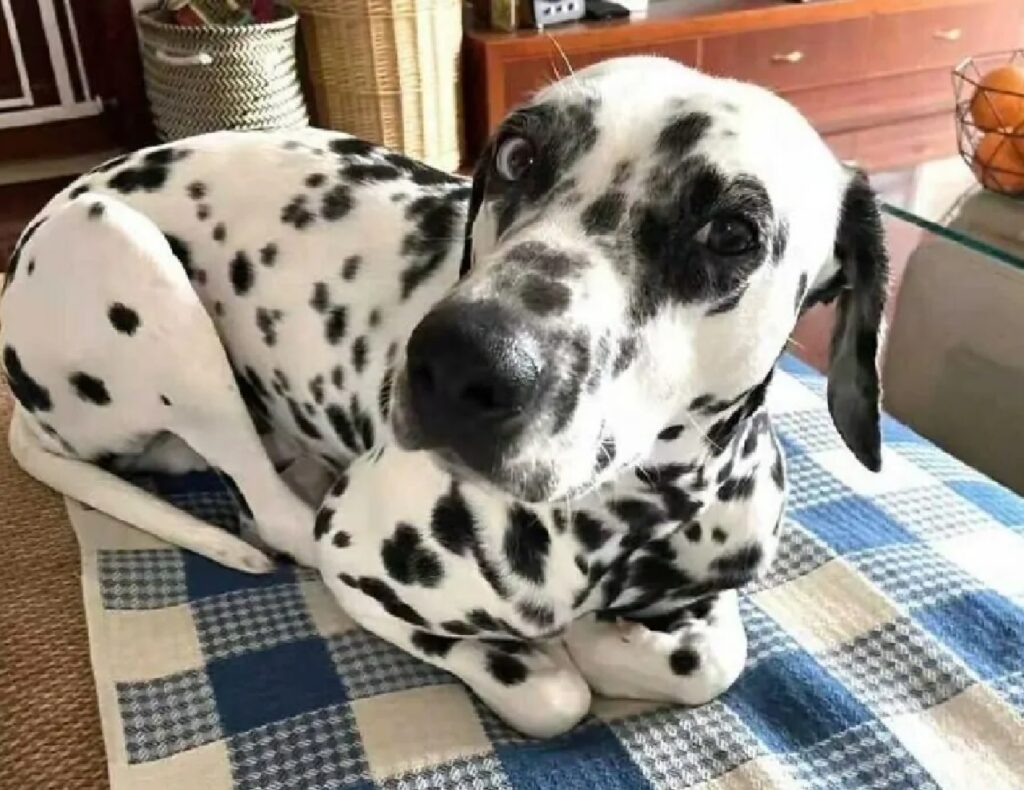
0 0 152 161
463 0 1024 171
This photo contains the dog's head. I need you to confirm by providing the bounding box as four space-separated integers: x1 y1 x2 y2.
391 57 888 501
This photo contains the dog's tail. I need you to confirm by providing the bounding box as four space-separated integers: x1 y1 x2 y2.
8 406 273 574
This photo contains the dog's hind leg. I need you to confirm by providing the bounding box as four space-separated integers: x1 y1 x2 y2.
1 194 315 569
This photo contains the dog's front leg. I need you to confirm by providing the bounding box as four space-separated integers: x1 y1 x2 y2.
564 590 747 706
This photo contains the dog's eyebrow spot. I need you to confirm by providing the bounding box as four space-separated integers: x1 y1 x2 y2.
519 275 571 316
581 191 626 236
504 241 585 277
657 112 713 158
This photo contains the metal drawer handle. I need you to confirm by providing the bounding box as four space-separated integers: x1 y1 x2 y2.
154 49 213 67
933 28 963 41
771 50 805 64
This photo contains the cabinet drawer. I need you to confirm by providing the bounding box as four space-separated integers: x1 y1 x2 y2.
871 1 1023 76
502 39 699 117
702 18 871 92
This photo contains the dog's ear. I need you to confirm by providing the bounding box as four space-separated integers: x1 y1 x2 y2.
810 168 889 472
459 143 492 279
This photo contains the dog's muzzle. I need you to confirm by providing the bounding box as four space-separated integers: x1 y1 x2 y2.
401 300 544 475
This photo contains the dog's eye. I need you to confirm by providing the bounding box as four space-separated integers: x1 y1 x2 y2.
495 136 535 181
696 216 759 256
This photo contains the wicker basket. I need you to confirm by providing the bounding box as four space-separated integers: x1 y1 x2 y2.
293 0 463 171
138 6 309 141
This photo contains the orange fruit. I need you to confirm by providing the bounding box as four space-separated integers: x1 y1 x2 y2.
969 65 1024 131
972 130 1024 193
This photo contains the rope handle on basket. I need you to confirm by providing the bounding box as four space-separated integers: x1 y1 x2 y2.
153 48 213 67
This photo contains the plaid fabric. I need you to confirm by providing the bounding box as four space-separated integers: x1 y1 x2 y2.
69 355 1024 789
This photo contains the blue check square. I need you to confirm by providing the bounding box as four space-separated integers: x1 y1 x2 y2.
724 649 871 752
208 637 347 735
498 722 648 789
915 591 1024 681
796 497 916 554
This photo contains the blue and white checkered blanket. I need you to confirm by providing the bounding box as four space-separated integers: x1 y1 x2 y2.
68 355 1024 789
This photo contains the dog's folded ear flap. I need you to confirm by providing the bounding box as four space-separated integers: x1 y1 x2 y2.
459 144 492 279
817 168 889 472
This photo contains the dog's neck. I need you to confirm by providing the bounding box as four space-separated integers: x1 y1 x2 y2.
562 371 775 527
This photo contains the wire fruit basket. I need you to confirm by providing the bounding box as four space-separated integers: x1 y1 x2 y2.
954 49 1024 198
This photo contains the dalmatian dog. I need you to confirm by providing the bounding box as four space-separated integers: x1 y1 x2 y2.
0 57 887 737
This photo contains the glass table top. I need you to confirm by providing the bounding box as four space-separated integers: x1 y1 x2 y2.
877 163 1024 273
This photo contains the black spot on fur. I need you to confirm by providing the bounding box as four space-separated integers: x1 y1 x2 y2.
581 191 625 235
187 181 206 200
196 204 211 221
229 251 255 296
330 473 349 497
89 153 128 174
287 397 322 439
343 163 402 183
657 425 685 444
160 395 171 406
504 242 585 277
411 630 457 657
504 505 550 584
657 112 712 157
282 195 315 229
573 511 612 552
87 201 105 219
329 137 376 157
595 437 616 474
107 148 188 193
399 195 459 299
314 507 334 540
377 367 393 419
325 403 359 452
2 346 52 412
516 600 555 628
331 366 344 390
381 523 444 588
309 374 325 405
164 234 194 281
255 307 282 346
441 620 478 636
68 184 90 199
322 185 354 221
712 527 728 544
383 151 464 186
773 220 789 261
214 301 224 316
354 576 427 627
69 372 110 405
260 243 278 267
350 394 374 449
612 336 637 376
486 651 528 685
351 336 369 373
332 531 351 548
341 255 361 281
717 473 756 502
305 173 326 188
325 306 347 344
108 303 140 335
431 482 475 555
669 646 701 675
684 522 702 542
771 453 785 489
310 282 330 312
212 223 226 243
794 271 809 312
520 275 571 316
711 542 764 587
368 308 382 328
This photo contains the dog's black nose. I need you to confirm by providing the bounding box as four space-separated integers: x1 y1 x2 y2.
406 301 542 451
